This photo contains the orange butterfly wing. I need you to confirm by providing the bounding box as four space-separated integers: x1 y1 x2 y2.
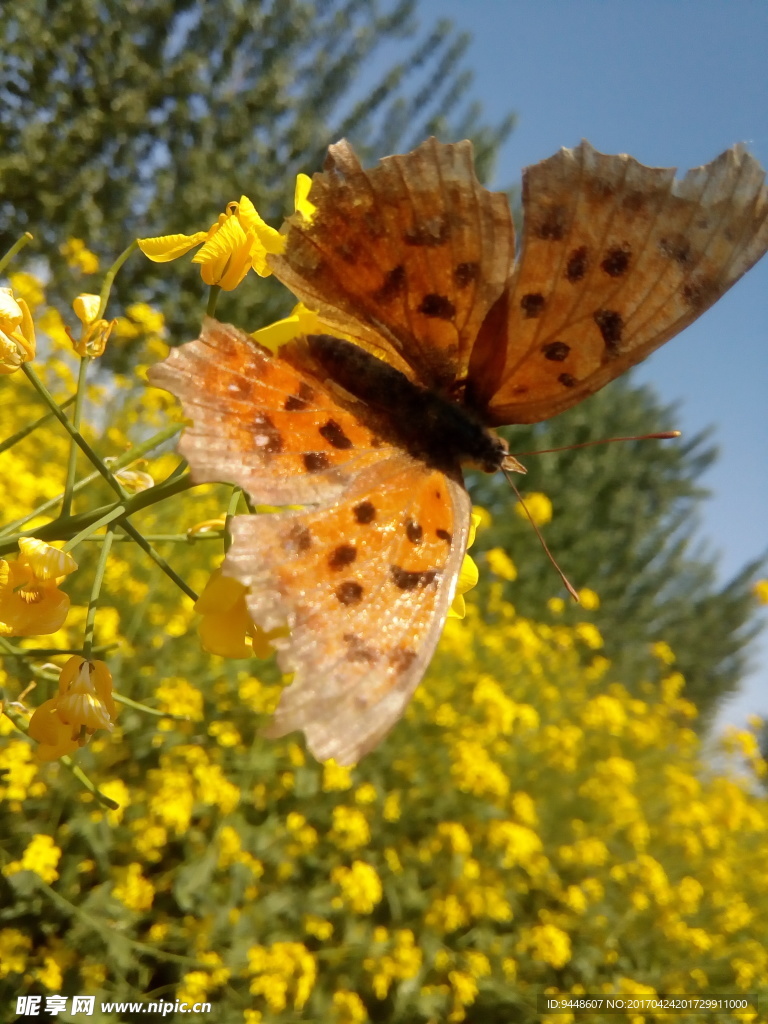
226 459 470 764
148 319 400 506
472 140 768 424
270 136 515 389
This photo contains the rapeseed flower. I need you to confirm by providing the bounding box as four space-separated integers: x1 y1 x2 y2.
69 293 117 357
0 539 76 637
194 567 285 659
138 175 314 290
0 286 36 373
27 656 116 761
3 833 62 884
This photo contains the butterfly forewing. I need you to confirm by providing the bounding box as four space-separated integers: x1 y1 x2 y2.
147 319 398 505
483 141 768 424
269 137 515 390
224 458 471 765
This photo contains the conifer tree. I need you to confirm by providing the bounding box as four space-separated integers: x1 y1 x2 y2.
0 0 514 338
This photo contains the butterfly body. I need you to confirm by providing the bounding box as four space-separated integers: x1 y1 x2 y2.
149 137 768 764
298 333 509 474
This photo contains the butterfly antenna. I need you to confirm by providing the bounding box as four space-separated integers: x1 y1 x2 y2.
514 430 681 457
502 467 580 603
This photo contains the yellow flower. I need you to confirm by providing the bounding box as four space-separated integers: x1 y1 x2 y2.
485 547 518 581
449 509 484 619
651 640 676 665
251 302 324 352
577 587 600 610
113 862 155 912
294 173 316 222
3 833 62 884
0 286 36 373
194 567 285 658
18 537 77 581
27 656 117 761
68 293 117 357
331 861 383 914
514 491 553 526
752 579 768 605
60 237 100 274
0 538 76 637
524 923 572 968
138 183 307 290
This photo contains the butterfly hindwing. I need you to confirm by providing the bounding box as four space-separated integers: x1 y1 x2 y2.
269 136 515 390
481 140 768 424
224 457 471 764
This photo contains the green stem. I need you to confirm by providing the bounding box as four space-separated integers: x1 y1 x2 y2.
60 355 91 517
119 519 198 601
1 423 181 537
63 504 127 552
0 644 117 659
224 486 243 553
82 525 115 658
20 363 127 501
96 240 139 319
0 231 33 275
37 879 209 967
0 395 76 455
0 463 193 555
113 691 189 720
206 284 221 317
77 532 223 543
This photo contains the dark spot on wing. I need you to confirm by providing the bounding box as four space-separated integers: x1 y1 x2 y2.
559 373 577 388
419 293 456 320
404 218 449 246
683 276 716 311
521 293 546 318
622 190 647 213
354 501 376 524
251 413 283 453
390 565 438 591
343 633 379 664
542 341 570 362
319 418 353 450
303 452 330 473
373 264 406 304
565 246 589 282
405 520 423 544
593 309 624 351
286 524 312 553
658 235 692 265
390 647 417 673
454 262 479 287
601 245 631 277
436 528 452 544
329 544 357 570
284 385 312 412
336 580 363 605
535 206 566 241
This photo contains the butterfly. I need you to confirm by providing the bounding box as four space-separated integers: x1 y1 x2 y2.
148 137 768 765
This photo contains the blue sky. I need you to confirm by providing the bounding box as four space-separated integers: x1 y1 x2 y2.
415 0 768 728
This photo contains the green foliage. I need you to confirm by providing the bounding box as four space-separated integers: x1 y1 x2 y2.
0 0 514 343
470 378 767 726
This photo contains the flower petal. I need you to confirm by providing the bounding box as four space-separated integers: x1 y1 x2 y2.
138 232 208 262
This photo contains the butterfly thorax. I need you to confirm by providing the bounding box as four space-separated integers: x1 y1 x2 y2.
301 334 508 474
